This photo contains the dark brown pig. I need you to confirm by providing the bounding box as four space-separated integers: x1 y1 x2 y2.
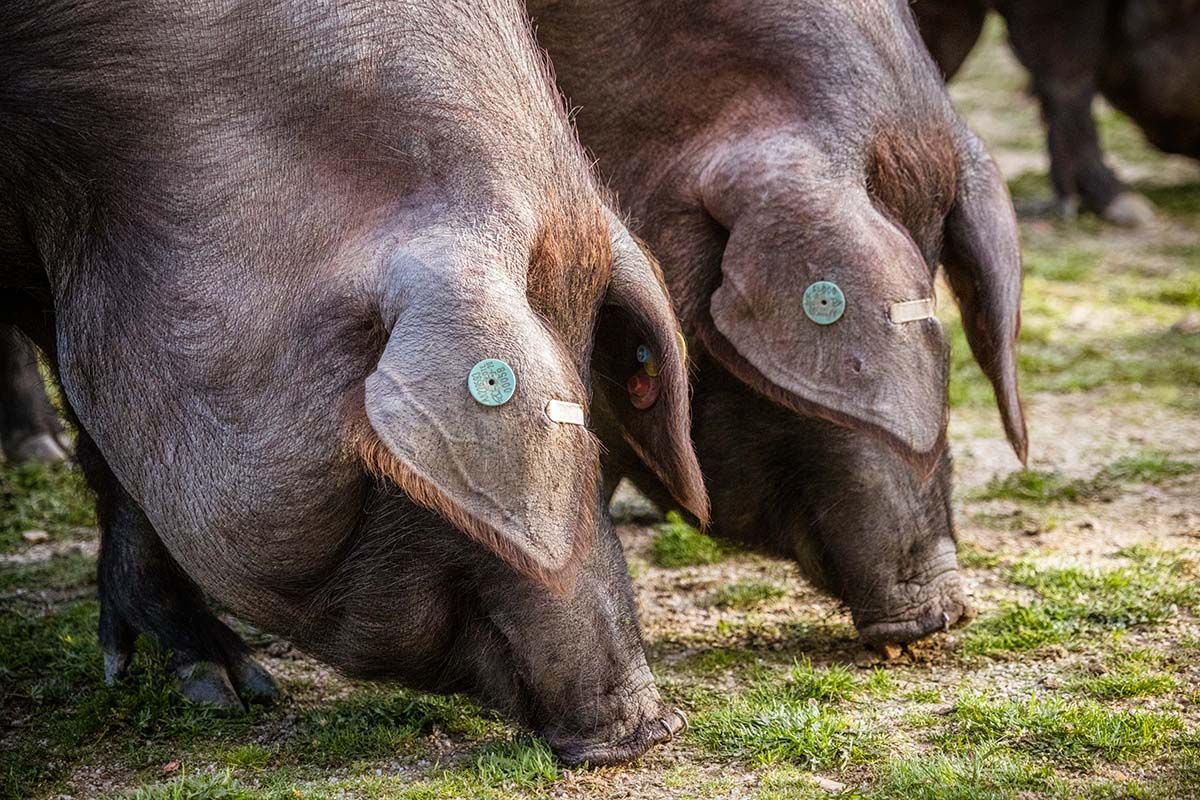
0 0 707 764
530 0 1027 646
913 0 1200 226
0 325 69 463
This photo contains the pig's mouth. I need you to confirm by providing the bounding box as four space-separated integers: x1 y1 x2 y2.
851 567 974 646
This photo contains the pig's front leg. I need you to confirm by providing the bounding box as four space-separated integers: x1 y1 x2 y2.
995 0 1155 226
76 432 277 708
0 326 69 464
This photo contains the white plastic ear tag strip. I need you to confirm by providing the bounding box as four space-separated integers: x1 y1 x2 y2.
546 399 586 426
888 298 936 324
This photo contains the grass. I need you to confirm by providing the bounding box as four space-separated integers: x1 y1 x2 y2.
689 660 879 768
705 579 786 610
0 462 94 549
119 770 256 800
1066 652 1177 701
940 693 1183 768
650 512 729 568
962 548 1200 656
869 749 1056 800
970 452 1197 505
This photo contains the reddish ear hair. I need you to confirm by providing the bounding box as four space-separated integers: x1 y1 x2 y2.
942 129 1028 463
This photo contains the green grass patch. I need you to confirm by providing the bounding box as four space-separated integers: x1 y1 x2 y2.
971 452 1197 505
286 689 501 767
117 769 255 800
1141 183 1200 221
392 738 559 799
690 659 877 768
963 548 1199 656
706 579 786 610
650 512 729 568
0 462 94 549
869 748 1056 800
1067 652 1177 701
941 693 1183 767
1023 249 1096 282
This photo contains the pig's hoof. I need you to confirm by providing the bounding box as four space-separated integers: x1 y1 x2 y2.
9 433 69 465
177 661 244 710
175 652 277 710
1101 192 1155 228
551 707 687 767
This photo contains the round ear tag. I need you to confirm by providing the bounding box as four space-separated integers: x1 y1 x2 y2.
802 281 846 325
468 359 516 406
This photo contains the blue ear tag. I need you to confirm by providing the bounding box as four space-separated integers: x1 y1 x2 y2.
802 281 846 325
468 359 516 406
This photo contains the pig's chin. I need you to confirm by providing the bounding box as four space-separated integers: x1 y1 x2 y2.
851 566 974 646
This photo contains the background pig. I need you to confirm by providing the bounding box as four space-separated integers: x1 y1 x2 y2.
530 0 1026 646
0 325 69 463
913 0 1200 226
0 0 707 764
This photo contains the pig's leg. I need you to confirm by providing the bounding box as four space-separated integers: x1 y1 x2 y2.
77 433 277 708
995 0 1154 226
0 325 69 464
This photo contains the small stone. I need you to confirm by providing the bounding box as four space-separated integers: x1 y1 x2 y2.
1041 675 1061 689
879 642 904 661
811 776 847 793
160 761 180 776
1171 312 1200 335
854 649 881 668
21 530 49 543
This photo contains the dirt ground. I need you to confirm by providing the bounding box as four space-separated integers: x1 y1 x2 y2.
2 17 1199 800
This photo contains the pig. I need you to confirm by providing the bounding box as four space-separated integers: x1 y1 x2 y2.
0 325 69 463
0 0 708 765
529 0 1027 647
913 0 1200 226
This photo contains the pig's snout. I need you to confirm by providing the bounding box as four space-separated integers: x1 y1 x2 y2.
852 565 974 646
538 664 685 767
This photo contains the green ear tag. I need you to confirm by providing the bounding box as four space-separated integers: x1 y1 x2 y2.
802 281 846 325
468 359 516 406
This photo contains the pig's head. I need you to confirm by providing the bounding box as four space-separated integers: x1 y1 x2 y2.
351 199 707 761
672 125 1025 645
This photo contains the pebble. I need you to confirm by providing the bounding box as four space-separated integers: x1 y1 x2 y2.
21 530 49 543
812 776 847 793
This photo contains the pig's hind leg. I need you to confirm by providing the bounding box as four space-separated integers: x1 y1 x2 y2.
76 433 277 709
0 325 69 464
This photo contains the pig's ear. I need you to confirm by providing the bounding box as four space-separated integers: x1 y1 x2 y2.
592 222 709 525
363 262 600 593
941 130 1028 463
697 158 950 471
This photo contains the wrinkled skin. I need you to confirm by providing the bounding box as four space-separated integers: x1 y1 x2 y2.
531 0 1027 645
0 325 69 463
913 0 1200 226
0 0 707 764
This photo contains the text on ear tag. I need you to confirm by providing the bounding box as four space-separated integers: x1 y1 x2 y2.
467 359 516 406
802 281 846 325
888 298 936 324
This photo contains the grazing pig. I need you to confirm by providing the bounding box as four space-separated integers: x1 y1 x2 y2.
913 0 1200 226
0 325 69 463
530 0 1027 646
0 0 707 764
